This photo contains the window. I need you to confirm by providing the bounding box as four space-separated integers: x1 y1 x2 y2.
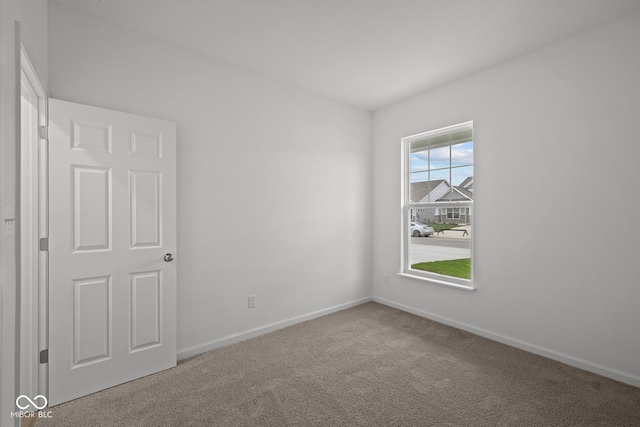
401 121 474 290
446 208 460 220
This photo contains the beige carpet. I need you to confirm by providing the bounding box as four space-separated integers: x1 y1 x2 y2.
38 302 640 426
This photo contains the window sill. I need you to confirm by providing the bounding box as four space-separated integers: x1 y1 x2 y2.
397 272 476 292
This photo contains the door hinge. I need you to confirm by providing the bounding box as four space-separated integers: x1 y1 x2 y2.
38 125 48 140
39 237 48 251
39 349 48 364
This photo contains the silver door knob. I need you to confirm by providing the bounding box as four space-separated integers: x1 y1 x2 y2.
164 253 174 262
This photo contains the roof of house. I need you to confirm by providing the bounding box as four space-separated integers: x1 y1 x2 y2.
455 186 474 200
410 180 445 203
459 177 473 189
410 178 473 203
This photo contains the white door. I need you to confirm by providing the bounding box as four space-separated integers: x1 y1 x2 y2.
48 99 177 405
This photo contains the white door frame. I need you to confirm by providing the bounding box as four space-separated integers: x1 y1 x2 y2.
19 43 48 407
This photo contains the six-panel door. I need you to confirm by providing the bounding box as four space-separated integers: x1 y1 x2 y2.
48 99 177 405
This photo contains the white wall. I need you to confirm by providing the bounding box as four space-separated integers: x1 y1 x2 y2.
373 12 640 386
48 3 372 357
0 1 48 425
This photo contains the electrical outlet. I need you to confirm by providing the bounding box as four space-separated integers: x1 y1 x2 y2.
3 207 16 236
384 274 389 284
248 295 256 308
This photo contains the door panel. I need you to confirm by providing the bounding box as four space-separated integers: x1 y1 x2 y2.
72 166 111 252
73 276 111 366
130 170 161 248
130 270 161 351
48 99 176 405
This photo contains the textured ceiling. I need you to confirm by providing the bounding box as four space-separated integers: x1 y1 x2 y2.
52 0 640 110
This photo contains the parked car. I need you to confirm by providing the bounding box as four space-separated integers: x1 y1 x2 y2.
410 222 434 237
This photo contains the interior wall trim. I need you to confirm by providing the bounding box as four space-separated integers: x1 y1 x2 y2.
373 297 640 388
177 296 373 361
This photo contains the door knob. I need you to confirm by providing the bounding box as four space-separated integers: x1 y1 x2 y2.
164 253 174 262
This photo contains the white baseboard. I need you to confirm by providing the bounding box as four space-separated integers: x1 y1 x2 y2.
373 296 640 388
177 296 373 361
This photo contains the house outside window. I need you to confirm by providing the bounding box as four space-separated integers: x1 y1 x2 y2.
401 121 474 290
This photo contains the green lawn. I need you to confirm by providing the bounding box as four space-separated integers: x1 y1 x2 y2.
411 258 470 279
427 223 459 233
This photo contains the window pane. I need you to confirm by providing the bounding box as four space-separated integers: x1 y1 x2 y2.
451 165 473 188
429 144 450 170
408 209 472 273
409 151 429 184
451 140 473 168
427 169 449 202
410 181 429 204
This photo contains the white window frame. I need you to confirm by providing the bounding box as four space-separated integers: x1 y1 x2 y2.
445 207 461 220
400 121 474 291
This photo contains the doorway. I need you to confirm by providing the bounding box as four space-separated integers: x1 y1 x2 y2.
19 45 48 410
18 48 178 409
